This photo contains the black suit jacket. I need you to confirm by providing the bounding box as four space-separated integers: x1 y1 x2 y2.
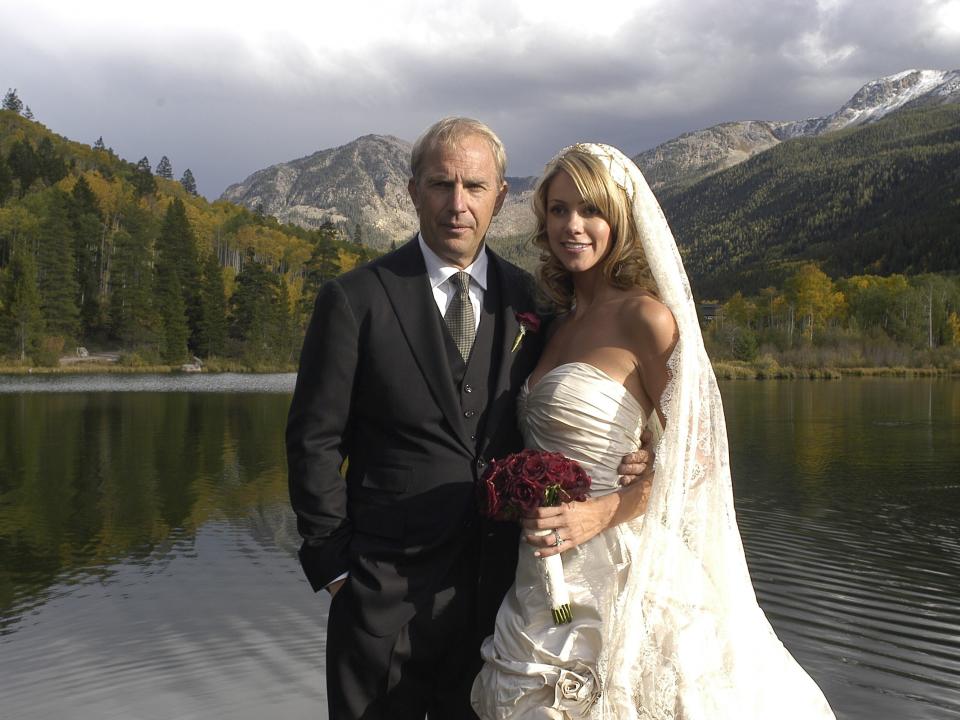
287 238 543 638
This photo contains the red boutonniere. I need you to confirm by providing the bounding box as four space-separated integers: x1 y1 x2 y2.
512 311 541 353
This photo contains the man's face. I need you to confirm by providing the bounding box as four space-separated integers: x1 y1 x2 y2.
408 134 508 269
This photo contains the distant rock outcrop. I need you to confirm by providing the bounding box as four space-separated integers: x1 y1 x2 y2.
220 134 416 247
633 121 787 192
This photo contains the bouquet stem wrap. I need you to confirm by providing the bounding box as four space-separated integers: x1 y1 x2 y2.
533 529 572 624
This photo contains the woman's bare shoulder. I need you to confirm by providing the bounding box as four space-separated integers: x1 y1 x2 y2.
617 291 677 355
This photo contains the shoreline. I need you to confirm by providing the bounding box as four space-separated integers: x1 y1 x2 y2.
0 361 956 379
0 362 297 376
712 361 960 380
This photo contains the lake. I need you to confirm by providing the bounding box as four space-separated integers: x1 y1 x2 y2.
1 375 958 719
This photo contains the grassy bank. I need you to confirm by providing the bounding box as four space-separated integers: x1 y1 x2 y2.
0 355 296 375
712 359 960 380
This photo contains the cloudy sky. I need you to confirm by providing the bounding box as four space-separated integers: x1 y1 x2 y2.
2 0 958 198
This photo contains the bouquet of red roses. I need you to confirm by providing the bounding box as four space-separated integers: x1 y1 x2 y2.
478 449 592 624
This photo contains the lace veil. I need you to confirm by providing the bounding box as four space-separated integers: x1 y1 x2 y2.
548 144 836 719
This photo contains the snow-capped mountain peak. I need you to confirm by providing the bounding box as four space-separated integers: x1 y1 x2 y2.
778 68 960 139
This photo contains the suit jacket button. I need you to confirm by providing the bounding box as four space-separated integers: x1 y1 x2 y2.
464 409 476 418
464 384 473 393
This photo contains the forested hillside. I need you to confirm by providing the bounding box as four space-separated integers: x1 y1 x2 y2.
0 96 375 369
663 105 960 298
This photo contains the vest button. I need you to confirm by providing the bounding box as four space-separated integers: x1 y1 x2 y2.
464 384 473 393
464 409 477 418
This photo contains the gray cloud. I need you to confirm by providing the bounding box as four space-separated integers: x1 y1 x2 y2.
1 0 957 198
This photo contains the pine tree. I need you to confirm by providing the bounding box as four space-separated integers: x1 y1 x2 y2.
132 156 156 198
353 222 363 246
230 249 280 361
157 266 189 363
198 250 227 357
70 176 104 335
0 154 12 205
2 241 43 360
274 275 296 364
23 106 34 120
156 156 174 180
36 137 67 186
36 189 80 340
299 228 341 321
2 88 23 114
93 137 106 152
179 169 197 195
156 198 201 350
109 205 157 347
7 140 40 198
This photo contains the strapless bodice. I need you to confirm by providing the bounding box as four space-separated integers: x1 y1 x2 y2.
518 362 660 496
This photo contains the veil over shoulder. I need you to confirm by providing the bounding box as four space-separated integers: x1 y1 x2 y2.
551 144 835 719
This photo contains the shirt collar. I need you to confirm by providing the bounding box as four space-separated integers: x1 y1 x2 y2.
418 233 488 292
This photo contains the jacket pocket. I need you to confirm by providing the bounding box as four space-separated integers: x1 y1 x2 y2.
359 463 412 493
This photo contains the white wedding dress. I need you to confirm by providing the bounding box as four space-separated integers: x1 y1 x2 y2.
472 361 660 719
471 361 835 719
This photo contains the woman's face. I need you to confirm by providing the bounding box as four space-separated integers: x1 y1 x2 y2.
545 170 612 276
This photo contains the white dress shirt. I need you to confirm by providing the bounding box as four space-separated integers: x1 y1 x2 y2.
418 234 486 332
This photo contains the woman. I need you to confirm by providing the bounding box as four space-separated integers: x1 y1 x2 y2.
471 144 835 719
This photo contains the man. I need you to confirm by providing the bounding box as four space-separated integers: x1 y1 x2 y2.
287 117 648 719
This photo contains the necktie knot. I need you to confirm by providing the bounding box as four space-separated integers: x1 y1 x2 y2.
453 271 471 295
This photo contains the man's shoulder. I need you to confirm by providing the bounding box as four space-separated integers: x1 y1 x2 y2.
331 237 422 294
485 248 538 300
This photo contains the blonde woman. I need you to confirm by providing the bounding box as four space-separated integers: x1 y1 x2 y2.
472 144 835 720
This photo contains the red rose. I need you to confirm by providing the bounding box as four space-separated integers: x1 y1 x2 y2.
475 449 592 519
523 453 548 482
545 454 566 477
512 476 541 515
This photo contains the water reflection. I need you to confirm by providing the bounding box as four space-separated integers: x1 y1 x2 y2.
0 376 958 719
722 379 960 719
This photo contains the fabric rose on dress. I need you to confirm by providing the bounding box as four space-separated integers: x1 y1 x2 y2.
553 662 601 718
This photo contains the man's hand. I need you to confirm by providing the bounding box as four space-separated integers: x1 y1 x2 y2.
327 578 347 598
617 429 656 485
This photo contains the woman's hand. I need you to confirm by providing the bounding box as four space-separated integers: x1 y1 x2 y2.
522 495 617 557
522 471 655 557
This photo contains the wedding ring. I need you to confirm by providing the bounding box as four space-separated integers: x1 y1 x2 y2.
552 530 563 547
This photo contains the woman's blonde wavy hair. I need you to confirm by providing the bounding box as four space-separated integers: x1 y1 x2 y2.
531 146 657 311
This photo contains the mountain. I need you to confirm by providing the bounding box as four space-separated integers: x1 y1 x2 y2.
660 104 960 298
221 135 538 250
221 134 415 247
636 69 960 191
218 68 960 278
633 121 787 193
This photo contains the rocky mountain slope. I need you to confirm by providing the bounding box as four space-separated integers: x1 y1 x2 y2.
221 134 415 247
221 135 536 249
636 69 960 191
220 69 959 249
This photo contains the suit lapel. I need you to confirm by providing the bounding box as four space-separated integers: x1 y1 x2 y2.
479 251 531 459
375 238 474 453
